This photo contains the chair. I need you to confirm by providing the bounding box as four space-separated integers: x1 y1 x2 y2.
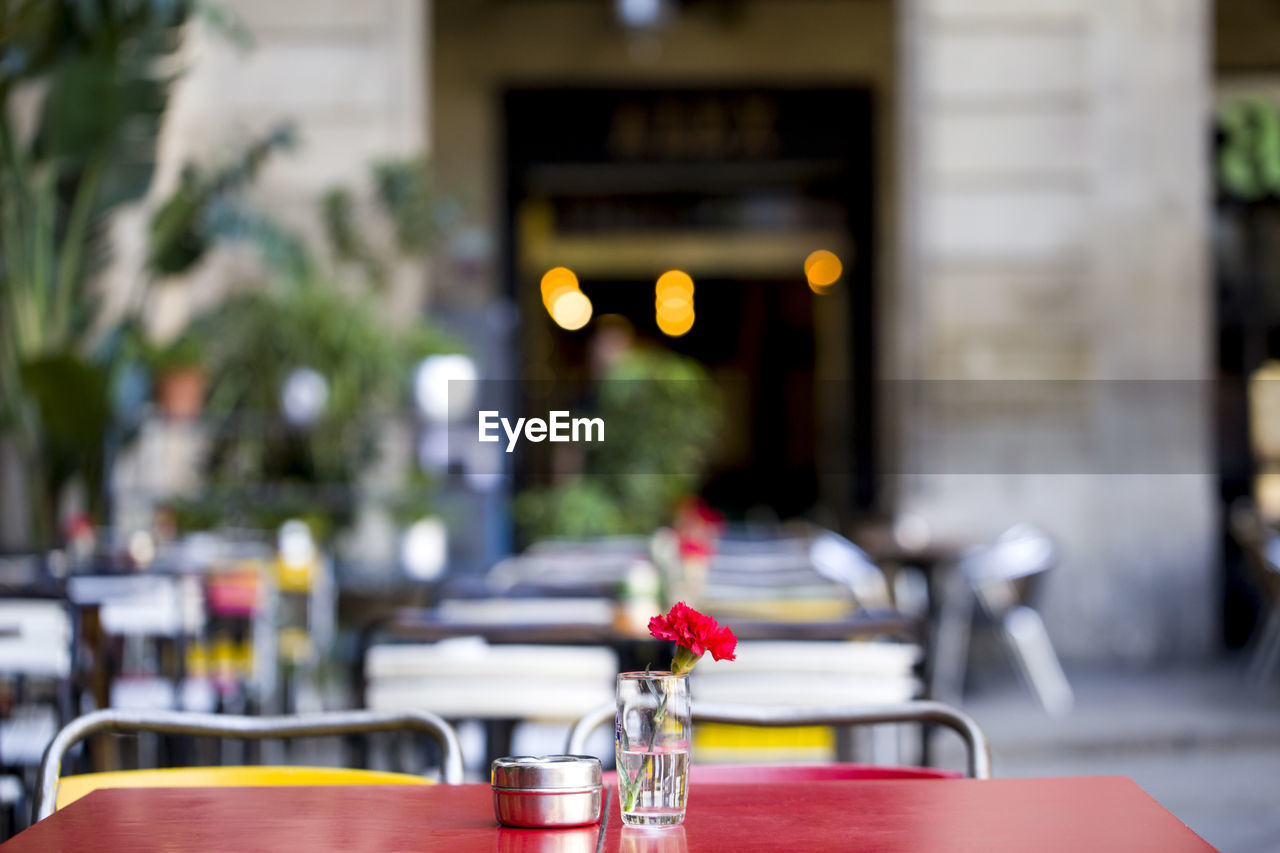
661 527 922 765
688 640 921 764
0 598 74 833
364 639 617 766
364 641 617 720
36 708 464 820
66 574 206 715
684 529 893 620
807 531 894 610
692 641 920 707
0 598 74 735
932 524 1073 716
565 700 992 780
485 542 645 595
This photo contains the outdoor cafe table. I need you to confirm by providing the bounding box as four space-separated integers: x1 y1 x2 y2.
0 776 1216 851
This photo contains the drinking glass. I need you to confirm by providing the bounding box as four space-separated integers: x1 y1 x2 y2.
615 671 691 827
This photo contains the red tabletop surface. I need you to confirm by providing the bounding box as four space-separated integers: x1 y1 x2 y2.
0 777 1216 853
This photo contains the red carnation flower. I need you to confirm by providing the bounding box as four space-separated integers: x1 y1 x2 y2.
649 601 738 673
680 538 718 562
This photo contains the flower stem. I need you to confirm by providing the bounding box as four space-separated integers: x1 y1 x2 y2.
672 646 701 674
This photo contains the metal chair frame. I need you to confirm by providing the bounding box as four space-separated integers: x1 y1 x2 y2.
933 525 1074 716
565 699 992 779
36 708 464 820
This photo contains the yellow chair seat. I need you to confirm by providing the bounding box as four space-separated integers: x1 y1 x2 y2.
55 766 430 811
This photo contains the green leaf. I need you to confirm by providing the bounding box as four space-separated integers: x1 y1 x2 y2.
147 124 294 277
18 350 110 510
147 166 209 276
372 157 437 253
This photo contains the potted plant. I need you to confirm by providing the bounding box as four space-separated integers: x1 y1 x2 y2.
0 0 202 546
177 156 463 541
147 332 206 420
514 347 721 543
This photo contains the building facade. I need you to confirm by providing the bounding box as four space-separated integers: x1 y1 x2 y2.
112 0 1215 663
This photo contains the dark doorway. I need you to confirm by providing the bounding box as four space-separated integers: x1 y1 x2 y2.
503 86 876 521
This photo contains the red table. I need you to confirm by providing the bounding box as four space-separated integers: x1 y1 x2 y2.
0 777 1216 852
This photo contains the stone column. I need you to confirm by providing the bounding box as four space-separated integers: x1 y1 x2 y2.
897 0 1215 662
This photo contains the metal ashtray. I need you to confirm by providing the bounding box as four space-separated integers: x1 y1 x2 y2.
491 755 603 828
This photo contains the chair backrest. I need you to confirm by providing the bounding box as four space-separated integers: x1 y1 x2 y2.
691 641 920 707
365 641 617 720
808 532 893 609
485 549 642 593
67 575 204 638
680 530 892 624
0 599 72 679
962 524 1057 584
565 700 992 779
36 708 464 820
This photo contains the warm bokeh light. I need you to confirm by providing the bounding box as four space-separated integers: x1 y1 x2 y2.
655 270 695 300
550 289 593 330
541 266 580 308
804 250 842 292
656 294 694 323
655 270 695 333
657 309 695 337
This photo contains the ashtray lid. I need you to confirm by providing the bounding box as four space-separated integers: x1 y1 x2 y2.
491 755 602 790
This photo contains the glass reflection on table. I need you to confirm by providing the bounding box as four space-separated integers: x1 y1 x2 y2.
620 826 688 853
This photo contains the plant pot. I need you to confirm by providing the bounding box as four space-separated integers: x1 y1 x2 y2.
155 367 206 420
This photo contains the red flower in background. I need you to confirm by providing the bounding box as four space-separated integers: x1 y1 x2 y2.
674 497 725 562
675 497 725 529
677 538 713 560
649 602 738 672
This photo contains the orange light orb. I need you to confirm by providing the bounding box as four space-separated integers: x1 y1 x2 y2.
541 267 580 309
657 309 695 337
656 295 694 323
655 270 695 301
550 290 593 330
804 250 842 292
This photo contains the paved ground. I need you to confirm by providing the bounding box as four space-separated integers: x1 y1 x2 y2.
939 664 1280 853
